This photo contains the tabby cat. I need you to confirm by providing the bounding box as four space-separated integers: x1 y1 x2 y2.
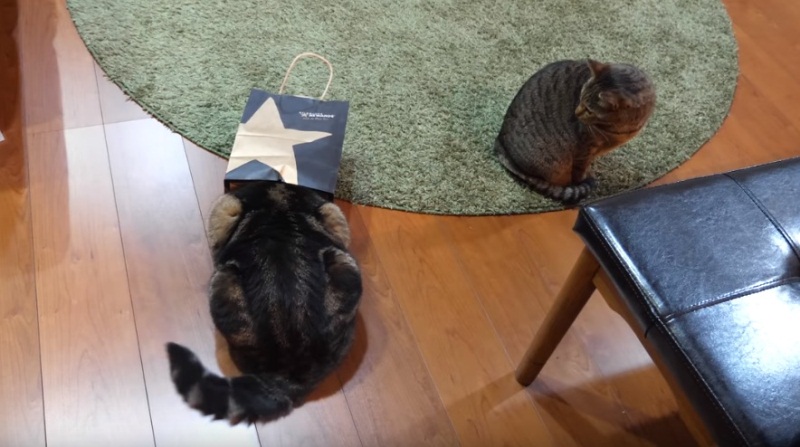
495 59 656 202
166 181 362 425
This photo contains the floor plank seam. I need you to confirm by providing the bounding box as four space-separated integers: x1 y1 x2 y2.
23 113 49 447
98 120 158 446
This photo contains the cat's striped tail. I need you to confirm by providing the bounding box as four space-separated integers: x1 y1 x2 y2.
166 342 305 425
495 142 596 203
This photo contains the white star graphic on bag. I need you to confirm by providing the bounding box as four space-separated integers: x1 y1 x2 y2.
227 97 331 184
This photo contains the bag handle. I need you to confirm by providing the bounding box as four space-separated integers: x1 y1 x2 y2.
278 52 334 100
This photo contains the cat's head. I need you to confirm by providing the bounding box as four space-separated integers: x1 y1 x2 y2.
576 60 656 132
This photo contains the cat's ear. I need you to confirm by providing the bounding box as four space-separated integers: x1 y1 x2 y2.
587 59 610 77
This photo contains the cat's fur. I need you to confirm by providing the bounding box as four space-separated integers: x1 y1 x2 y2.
166 181 362 425
495 59 656 202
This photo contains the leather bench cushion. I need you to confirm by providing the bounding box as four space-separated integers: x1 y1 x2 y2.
574 158 800 447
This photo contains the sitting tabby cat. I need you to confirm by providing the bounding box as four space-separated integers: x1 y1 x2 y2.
495 59 656 202
166 181 362 425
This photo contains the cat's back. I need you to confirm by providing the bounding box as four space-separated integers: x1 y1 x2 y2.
236 185 327 250
495 60 592 182
208 182 360 383
500 59 589 135
221 183 333 295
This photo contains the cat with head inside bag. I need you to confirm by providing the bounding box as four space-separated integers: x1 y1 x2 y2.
165 53 361 425
495 59 656 203
166 181 362 424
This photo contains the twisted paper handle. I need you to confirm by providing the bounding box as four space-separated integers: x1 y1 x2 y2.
278 52 334 100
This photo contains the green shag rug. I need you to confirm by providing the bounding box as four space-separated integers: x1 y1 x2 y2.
67 0 737 215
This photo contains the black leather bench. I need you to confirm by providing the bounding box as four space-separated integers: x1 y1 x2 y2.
516 158 800 446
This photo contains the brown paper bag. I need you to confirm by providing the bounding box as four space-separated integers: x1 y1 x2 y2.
225 53 350 198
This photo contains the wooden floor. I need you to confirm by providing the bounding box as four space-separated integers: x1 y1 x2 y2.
1 0 798 445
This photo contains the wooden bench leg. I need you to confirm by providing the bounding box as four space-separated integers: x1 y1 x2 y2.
515 248 600 385
593 270 716 446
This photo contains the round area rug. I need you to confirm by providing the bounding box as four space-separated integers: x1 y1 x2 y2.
67 0 737 215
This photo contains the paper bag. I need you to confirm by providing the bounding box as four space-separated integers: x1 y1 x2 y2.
225 53 349 199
